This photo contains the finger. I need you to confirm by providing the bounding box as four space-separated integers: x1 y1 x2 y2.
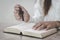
34 24 43 30
14 7 20 11
14 11 21 18
32 23 38 29
14 4 21 11
46 25 52 30
14 10 19 14
14 4 20 8
37 24 46 30
32 23 42 29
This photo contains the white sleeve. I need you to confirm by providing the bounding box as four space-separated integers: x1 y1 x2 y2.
29 11 44 23
55 14 60 21
53 0 60 21
29 1 44 23
54 7 60 21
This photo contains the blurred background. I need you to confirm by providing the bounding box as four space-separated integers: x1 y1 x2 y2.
0 0 35 25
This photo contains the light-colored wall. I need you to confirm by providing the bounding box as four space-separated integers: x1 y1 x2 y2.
0 0 35 25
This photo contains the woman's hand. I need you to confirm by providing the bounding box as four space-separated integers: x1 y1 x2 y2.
32 21 58 30
14 4 30 22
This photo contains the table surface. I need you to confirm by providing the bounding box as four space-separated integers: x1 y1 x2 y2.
0 23 60 40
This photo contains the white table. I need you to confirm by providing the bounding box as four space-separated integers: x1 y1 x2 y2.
0 23 60 40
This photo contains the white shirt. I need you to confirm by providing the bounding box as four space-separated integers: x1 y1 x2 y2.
29 0 60 23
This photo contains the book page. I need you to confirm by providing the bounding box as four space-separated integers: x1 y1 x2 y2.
9 23 35 31
23 28 57 34
4 22 36 34
22 28 57 38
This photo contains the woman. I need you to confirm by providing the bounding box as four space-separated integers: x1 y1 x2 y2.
14 0 60 30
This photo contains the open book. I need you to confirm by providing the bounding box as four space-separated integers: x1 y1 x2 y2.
4 22 57 38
